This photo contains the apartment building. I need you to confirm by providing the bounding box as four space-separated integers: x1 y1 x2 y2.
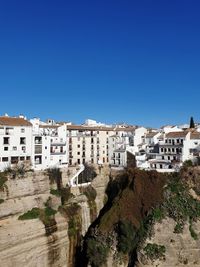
30 118 68 170
109 127 135 167
67 125 116 166
0 116 32 171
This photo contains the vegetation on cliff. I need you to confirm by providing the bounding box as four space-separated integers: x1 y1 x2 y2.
77 166 200 267
18 197 57 229
76 168 166 267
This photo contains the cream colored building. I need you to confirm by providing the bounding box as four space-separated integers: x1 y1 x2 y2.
67 125 116 166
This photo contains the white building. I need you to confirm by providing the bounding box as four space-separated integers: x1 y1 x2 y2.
0 115 32 171
109 127 135 167
30 118 68 170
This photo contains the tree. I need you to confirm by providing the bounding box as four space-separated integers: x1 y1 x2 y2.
190 116 195 128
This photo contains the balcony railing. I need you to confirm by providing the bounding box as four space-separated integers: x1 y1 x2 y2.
51 142 66 146
50 151 66 155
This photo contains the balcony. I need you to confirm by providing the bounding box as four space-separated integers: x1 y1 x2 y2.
51 142 66 146
50 151 66 155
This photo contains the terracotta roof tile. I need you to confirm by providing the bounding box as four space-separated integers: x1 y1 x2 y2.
0 116 32 126
165 131 188 138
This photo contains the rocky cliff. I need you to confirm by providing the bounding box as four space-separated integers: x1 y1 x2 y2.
0 165 110 267
79 167 200 267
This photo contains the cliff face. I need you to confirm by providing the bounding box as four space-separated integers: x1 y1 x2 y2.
136 167 200 267
137 218 200 267
0 165 110 267
0 171 69 267
81 167 200 267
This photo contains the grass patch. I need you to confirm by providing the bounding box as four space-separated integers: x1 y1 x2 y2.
189 223 198 240
18 207 41 220
50 188 61 197
144 243 166 261
0 173 8 191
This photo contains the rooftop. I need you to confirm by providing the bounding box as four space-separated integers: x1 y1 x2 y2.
0 116 32 127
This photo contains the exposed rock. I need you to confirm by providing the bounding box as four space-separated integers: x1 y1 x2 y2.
137 218 200 267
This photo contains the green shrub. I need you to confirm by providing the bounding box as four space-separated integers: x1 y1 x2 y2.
86 237 109 267
189 223 198 240
50 188 61 197
4 163 29 178
0 199 4 204
117 220 137 254
18 206 57 223
18 208 41 220
182 160 193 168
144 243 166 261
174 222 184 234
0 173 8 191
151 207 165 222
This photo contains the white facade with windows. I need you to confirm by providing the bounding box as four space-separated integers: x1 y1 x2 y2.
30 118 68 170
0 116 32 171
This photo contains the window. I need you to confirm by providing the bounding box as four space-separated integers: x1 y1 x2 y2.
21 128 25 133
26 156 30 161
77 152 80 155
77 159 80 164
35 155 42 165
77 144 80 148
4 147 8 151
2 157 8 162
20 137 26 145
35 145 42 154
20 156 25 161
3 137 9 145
11 157 18 164
13 146 17 151
22 146 26 152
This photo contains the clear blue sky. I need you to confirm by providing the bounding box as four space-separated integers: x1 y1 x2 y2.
0 0 200 127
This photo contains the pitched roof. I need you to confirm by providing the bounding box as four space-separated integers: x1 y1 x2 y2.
146 132 158 138
165 131 188 138
190 132 200 140
67 124 114 131
0 116 32 126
